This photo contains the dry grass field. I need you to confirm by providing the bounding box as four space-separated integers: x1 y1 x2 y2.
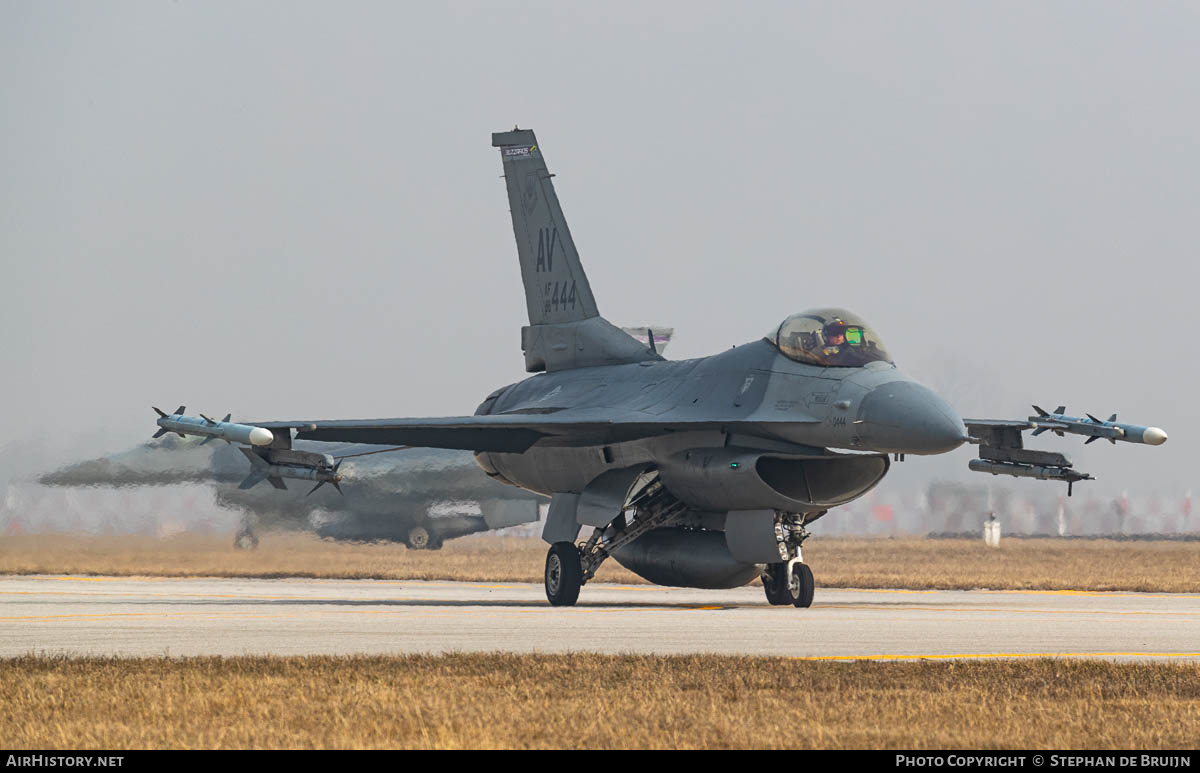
1 532 1197 592
2 654 1197 749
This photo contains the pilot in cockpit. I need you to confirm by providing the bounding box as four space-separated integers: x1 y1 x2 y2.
820 318 851 363
772 308 892 368
823 320 847 348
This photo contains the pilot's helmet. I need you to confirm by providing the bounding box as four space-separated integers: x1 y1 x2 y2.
823 318 848 341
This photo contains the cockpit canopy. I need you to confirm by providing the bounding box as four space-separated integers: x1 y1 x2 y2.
768 308 893 368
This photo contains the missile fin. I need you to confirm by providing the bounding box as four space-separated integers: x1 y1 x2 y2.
152 428 168 439
199 436 213 445
1085 436 1099 444
1108 414 1117 423
222 414 232 423
174 406 186 415
1032 427 1048 436
200 414 216 425
1054 406 1066 415
238 447 270 469
269 476 287 490
1086 413 1102 424
306 481 325 497
238 472 265 489
1032 405 1048 417
153 406 168 418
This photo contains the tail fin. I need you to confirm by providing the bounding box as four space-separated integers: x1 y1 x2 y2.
493 128 660 373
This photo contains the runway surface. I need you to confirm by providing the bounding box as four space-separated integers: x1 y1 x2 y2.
2 575 1199 660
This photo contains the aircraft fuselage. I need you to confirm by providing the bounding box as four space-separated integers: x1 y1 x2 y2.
476 339 965 509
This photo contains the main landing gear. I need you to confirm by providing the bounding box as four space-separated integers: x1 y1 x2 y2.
544 541 583 606
405 525 443 550
543 479 687 607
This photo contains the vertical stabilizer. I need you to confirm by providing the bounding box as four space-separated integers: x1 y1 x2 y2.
492 128 660 372
492 128 598 325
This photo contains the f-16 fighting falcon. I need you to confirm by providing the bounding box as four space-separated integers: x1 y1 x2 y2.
154 128 1167 607
38 435 544 549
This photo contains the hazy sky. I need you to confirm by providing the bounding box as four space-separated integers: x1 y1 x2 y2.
3 1 1197 495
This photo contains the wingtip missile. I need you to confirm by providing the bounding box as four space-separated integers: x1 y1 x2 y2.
153 408 275 447
1027 406 1166 446
1142 426 1168 446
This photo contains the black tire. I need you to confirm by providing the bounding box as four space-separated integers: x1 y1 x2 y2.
791 562 815 608
544 542 583 607
406 525 431 550
762 563 792 606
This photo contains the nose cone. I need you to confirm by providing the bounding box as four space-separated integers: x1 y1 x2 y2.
1143 427 1168 446
857 382 967 455
248 427 274 446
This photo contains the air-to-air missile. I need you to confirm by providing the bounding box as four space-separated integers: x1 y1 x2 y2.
237 447 343 495
153 407 274 447
965 406 1167 495
1029 405 1168 446
154 407 339 495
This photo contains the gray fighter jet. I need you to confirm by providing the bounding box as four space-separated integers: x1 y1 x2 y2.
158 128 1166 606
39 436 543 549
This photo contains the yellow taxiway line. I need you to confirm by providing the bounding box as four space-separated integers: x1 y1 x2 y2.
792 651 1200 661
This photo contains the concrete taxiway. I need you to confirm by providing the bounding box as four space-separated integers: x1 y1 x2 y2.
2 575 1198 660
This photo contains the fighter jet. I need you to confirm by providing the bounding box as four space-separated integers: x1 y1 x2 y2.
156 128 1166 607
39 435 543 549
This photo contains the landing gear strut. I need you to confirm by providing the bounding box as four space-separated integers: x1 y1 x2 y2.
542 479 687 607
761 512 817 608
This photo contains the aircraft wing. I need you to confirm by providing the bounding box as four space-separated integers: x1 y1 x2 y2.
252 413 821 452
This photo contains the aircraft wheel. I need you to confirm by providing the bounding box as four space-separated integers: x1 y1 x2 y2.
762 563 792 606
790 562 815 608
406 526 432 550
427 536 444 550
544 541 582 607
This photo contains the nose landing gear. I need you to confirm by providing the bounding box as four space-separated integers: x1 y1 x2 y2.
762 513 816 607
